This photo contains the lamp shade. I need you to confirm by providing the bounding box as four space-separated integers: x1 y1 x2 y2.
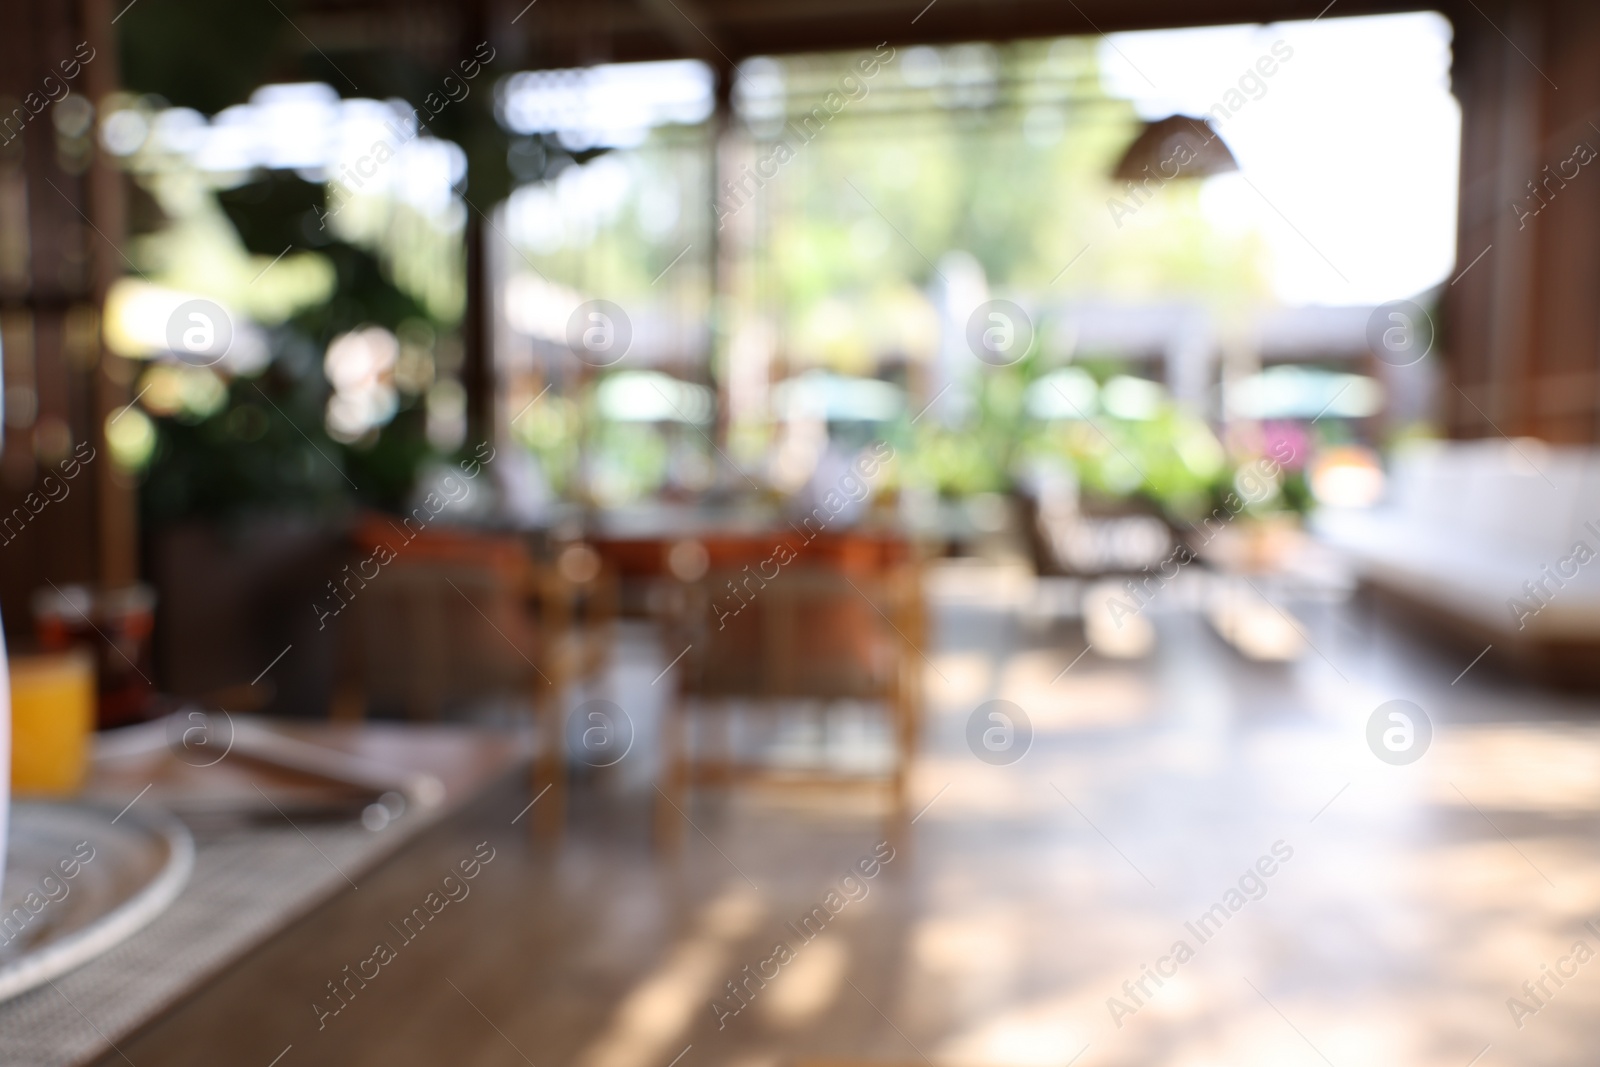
1112 115 1238 182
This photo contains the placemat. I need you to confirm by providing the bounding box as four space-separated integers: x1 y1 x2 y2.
0 817 420 1066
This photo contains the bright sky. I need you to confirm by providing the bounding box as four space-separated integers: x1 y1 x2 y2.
1101 11 1460 307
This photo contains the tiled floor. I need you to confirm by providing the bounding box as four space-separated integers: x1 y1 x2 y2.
103 567 1600 1067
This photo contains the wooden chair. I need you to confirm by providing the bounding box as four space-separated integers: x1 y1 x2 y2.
333 516 541 717
332 516 614 836
654 543 923 843
335 557 537 719
540 541 619 692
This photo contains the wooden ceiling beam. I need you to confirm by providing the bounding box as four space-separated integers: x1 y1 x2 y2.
285 0 1467 70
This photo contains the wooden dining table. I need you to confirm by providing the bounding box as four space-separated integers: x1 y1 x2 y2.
587 502 917 582
0 717 532 1067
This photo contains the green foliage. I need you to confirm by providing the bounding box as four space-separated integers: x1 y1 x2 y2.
140 350 435 526
216 172 330 256
903 345 1300 525
1034 410 1230 520
138 181 446 524
140 364 349 525
906 347 1043 497
587 422 671 506
754 38 1271 376
343 405 435 509
289 242 434 341
118 0 285 114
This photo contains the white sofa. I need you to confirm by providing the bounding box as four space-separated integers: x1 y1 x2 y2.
1312 440 1600 648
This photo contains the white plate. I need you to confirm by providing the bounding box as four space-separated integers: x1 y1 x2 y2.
0 801 193 1002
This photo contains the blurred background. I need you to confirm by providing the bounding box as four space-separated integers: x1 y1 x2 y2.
3 0 1600 1064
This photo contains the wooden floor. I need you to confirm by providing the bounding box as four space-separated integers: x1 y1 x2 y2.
96 576 1600 1067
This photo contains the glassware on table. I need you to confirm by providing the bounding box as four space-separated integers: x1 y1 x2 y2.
1 606 10 900
8 649 95 796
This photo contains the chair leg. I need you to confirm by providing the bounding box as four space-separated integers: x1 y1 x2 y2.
654 692 688 848
533 670 565 841
892 657 919 814
889 690 907 812
329 680 366 723
330 610 366 723
707 699 734 784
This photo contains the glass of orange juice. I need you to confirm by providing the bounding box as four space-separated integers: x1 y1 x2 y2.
10 650 95 795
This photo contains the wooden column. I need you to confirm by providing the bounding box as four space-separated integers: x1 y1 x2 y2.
82 0 136 588
460 0 495 450
1445 0 1600 442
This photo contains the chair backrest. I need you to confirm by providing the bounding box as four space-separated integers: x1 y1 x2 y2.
339 519 541 719
666 565 913 701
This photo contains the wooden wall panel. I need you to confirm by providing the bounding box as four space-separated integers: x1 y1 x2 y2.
0 0 131 640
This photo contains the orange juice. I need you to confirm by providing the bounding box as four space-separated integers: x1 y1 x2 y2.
10 650 95 795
